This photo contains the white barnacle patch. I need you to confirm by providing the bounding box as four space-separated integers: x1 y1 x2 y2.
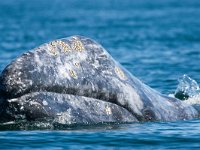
42 100 48 106
71 38 85 52
105 105 112 115
115 67 127 80
69 69 78 79
57 40 71 52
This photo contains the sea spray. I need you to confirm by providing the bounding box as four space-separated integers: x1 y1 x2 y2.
175 74 200 100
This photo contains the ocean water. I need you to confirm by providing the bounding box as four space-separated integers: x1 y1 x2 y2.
0 0 200 149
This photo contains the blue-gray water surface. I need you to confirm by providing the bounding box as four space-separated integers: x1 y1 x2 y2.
0 0 200 149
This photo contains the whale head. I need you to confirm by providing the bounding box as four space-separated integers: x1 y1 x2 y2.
0 36 198 125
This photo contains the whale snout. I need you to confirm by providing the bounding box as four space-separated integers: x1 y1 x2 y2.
0 35 199 125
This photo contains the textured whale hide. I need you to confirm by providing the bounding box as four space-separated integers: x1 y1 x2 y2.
0 36 198 124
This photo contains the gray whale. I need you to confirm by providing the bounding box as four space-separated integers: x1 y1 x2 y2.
0 36 199 124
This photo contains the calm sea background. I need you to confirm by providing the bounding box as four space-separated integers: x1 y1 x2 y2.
0 0 200 149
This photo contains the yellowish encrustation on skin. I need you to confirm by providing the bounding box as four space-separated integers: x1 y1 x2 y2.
105 105 112 115
115 67 127 80
48 38 85 79
74 62 81 68
57 40 71 52
71 38 85 52
48 37 85 54
49 40 71 55
69 69 78 79
49 41 58 56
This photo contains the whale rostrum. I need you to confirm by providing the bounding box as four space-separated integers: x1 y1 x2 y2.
0 36 199 125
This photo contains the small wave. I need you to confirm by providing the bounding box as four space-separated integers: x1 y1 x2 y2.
172 74 200 113
174 74 200 100
184 94 200 105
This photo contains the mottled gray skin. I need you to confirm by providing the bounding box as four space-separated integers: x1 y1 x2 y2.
0 36 199 124
4 92 136 124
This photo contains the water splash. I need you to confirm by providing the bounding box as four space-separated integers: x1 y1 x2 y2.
174 74 200 100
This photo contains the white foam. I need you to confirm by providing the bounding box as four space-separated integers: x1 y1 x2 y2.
184 94 200 105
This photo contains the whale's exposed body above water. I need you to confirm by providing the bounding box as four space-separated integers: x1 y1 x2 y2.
0 36 199 125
